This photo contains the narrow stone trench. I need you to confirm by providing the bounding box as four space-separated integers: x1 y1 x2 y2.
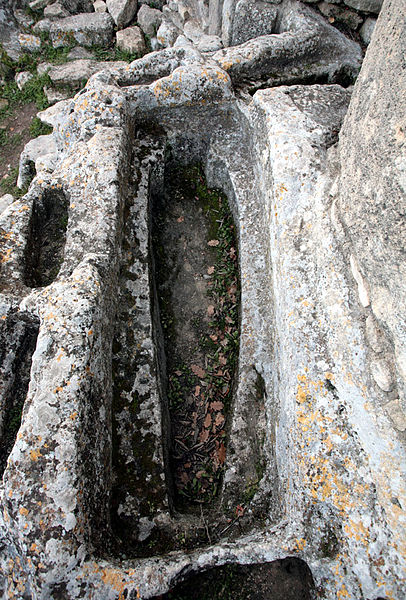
151 164 239 512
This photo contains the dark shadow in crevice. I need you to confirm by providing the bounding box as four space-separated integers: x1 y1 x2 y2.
23 188 69 288
154 558 315 600
0 310 39 477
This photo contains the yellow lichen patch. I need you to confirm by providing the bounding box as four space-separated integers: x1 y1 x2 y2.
1 248 13 263
29 448 42 462
19 507 28 516
100 568 135 600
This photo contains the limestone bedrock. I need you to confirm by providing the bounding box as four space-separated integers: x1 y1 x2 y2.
0 0 405 599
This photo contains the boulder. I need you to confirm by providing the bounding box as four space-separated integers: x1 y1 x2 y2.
360 17 377 45
231 0 278 46
106 0 138 28
156 19 180 48
18 32 42 52
44 2 70 19
49 13 114 47
318 2 363 30
337 0 406 405
344 0 383 13
59 0 95 12
137 4 163 37
15 71 34 90
29 0 52 9
47 58 127 88
94 0 107 11
17 134 57 189
33 18 53 34
0 194 14 215
37 99 70 127
116 25 146 54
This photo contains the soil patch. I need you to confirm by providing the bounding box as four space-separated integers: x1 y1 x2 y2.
154 558 315 600
0 102 38 189
152 164 239 510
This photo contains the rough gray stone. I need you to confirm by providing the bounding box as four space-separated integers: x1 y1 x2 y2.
212 1 362 88
15 71 34 91
44 2 70 19
371 358 394 392
18 32 42 51
94 0 107 11
49 12 114 47
156 19 181 47
0 194 14 214
337 0 406 403
116 25 146 53
344 0 383 13
360 16 377 45
231 0 278 45
0 0 405 598
29 0 51 10
106 0 138 28
385 399 406 432
44 85 71 104
137 3 163 36
47 58 127 88
17 134 57 189
32 18 53 34
318 2 363 30
37 99 70 127
59 0 95 13
365 314 385 353
13 9 34 28
67 46 95 59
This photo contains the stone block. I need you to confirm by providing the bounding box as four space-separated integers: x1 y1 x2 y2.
116 25 146 54
106 0 138 28
137 4 163 36
231 0 278 45
360 16 377 45
49 13 114 47
15 71 34 91
344 0 383 13
44 2 70 19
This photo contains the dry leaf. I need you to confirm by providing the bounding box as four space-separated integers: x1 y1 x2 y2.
175 370 182 376
207 266 215 275
196 470 205 479
184 462 191 469
217 443 226 464
204 413 212 428
210 334 218 342
207 305 215 317
199 429 209 443
215 413 225 427
208 239 219 247
191 364 205 378
225 316 233 324
218 355 227 366
230 247 236 258
177 216 184 223
216 370 223 377
220 339 228 347
180 471 189 484
210 401 224 411
194 385 201 397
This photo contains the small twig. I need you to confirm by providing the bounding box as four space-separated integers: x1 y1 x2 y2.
200 504 212 545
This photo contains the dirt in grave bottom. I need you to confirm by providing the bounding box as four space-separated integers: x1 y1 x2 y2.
152 163 239 510
152 558 315 600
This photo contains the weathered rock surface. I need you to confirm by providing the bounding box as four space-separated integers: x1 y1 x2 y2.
344 0 383 12
137 3 163 36
46 58 127 88
106 0 138 28
336 0 406 407
0 0 404 599
49 12 114 47
360 16 376 44
116 25 146 53
231 0 278 45
44 2 70 19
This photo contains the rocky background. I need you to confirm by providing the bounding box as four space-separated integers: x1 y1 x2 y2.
0 0 405 599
